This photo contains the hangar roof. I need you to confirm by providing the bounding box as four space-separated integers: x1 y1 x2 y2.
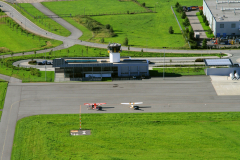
205 0 240 22
204 58 233 66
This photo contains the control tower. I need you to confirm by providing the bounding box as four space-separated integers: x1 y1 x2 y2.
108 43 121 63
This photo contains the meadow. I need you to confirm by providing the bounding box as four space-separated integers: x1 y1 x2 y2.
0 17 62 55
11 3 71 37
0 80 8 110
12 112 240 159
196 12 215 38
42 0 203 48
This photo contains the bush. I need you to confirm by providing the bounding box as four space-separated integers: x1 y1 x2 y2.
185 27 189 34
105 24 110 29
199 10 203 15
100 38 104 43
181 12 186 19
109 26 113 33
195 58 204 62
169 26 174 34
141 2 146 7
127 10 129 14
123 37 128 46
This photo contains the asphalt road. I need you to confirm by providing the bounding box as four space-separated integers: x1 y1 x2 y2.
1 76 240 159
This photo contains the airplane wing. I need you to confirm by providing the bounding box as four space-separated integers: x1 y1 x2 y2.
121 102 143 105
84 103 94 105
134 102 143 104
96 103 106 105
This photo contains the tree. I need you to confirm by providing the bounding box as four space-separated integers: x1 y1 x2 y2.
176 5 183 13
188 27 194 40
34 50 36 57
175 2 180 8
169 26 174 34
202 39 207 49
203 16 206 23
141 2 146 7
181 12 186 19
183 17 190 26
105 24 110 29
199 10 203 15
207 29 213 34
185 27 189 34
205 20 209 26
123 37 128 46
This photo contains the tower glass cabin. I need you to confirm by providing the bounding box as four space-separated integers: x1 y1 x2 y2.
108 43 121 63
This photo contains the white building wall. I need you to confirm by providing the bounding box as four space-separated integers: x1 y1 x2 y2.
203 0 217 36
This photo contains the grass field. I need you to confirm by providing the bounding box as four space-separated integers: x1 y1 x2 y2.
12 112 240 159
196 12 214 38
0 17 62 55
150 67 205 76
42 0 146 16
11 3 71 37
0 81 8 109
42 0 202 48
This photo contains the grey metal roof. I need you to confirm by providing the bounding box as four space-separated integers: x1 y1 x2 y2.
204 59 233 66
205 0 240 22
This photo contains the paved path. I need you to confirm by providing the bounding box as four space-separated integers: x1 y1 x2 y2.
186 10 207 39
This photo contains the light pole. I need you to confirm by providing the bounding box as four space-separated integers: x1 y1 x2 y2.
163 47 166 80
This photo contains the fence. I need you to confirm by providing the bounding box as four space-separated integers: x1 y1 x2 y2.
171 6 191 48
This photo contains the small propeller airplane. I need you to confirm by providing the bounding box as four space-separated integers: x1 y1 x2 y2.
84 103 106 110
120 102 143 110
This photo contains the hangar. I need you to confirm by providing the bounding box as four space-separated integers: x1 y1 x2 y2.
203 0 240 37
52 43 149 81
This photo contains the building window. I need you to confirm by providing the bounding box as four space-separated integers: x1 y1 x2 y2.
231 23 236 28
220 24 224 28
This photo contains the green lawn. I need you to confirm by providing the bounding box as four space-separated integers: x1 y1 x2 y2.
11 3 71 37
42 0 146 16
0 17 62 55
12 112 240 159
150 67 205 76
41 0 203 48
0 111 2 120
0 81 8 109
196 12 215 38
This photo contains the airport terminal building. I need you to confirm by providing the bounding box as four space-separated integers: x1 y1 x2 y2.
52 43 149 81
203 0 240 37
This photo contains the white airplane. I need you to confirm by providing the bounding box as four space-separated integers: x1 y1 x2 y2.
121 102 143 110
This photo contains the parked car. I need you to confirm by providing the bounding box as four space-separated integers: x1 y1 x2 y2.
37 62 43 65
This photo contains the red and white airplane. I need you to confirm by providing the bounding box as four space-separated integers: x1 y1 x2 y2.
121 102 143 110
84 103 106 110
